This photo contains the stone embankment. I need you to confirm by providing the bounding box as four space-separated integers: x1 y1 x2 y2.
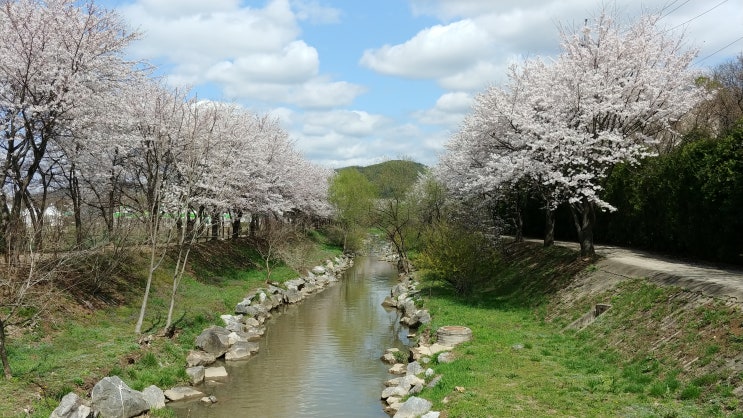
378 252 472 418
50 255 353 418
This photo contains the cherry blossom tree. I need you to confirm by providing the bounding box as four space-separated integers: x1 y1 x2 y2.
0 0 139 254
438 10 705 258
541 12 705 256
436 59 562 245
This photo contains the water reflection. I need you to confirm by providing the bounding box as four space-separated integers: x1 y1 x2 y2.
172 256 409 417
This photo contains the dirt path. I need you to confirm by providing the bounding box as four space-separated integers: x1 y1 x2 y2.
538 239 743 305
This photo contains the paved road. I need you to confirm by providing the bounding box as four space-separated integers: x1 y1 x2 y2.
541 239 743 304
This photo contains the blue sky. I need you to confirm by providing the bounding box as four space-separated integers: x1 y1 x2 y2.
97 0 743 168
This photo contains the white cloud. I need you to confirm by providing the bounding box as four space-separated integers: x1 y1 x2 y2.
302 110 391 136
206 41 319 84
413 92 472 126
290 79 367 108
360 19 493 79
279 109 439 168
363 0 743 95
122 0 298 61
119 0 362 108
134 0 241 18
292 0 342 24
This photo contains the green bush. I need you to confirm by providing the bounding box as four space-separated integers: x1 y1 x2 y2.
417 220 498 294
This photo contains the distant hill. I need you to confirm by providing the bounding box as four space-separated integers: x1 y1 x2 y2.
338 159 427 198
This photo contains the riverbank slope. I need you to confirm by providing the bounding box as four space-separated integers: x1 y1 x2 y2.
416 241 743 417
0 237 342 417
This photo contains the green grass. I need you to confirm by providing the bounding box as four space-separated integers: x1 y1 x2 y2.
414 242 743 417
0 236 342 417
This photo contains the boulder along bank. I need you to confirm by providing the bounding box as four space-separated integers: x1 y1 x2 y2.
379 250 472 418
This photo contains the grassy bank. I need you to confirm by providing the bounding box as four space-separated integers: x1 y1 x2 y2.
0 237 341 417
416 242 743 417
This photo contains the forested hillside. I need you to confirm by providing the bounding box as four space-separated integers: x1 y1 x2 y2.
340 159 427 198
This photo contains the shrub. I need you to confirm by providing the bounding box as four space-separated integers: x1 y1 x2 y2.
417 220 498 294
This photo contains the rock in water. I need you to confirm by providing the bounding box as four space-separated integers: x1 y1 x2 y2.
163 386 205 402
91 376 149 418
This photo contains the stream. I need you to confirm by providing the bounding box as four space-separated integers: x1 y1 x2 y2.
171 255 411 417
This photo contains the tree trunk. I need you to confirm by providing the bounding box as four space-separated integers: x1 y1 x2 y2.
231 210 242 239
135 247 156 335
513 203 524 243
570 199 595 258
135 215 161 335
211 211 220 240
165 245 191 331
185 209 195 240
69 164 84 247
544 207 555 247
0 318 12 379
249 214 259 237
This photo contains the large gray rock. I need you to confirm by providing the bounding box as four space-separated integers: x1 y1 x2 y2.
284 278 306 292
234 298 252 314
195 326 232 357
301 281 319 295
186 366 205 385
163 386 204 402
393 396 433 418
283 288 303 304
406 361 424 376
225 341 260 361
381 385 408 399
243 327 265 341
416 310 432 325
399 374 425 390
186 350 217 367
142 386 166 410
260 291 282 310
381 296 398 308
401 299 417 317
388 363 407 375
244 316 261 328
205 366 229 381
391 283 409 298
50 392 93 418
220 314 245 333
234 304 271 322
91 376 149 418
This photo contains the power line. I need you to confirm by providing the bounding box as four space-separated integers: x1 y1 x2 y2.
660 0 692 20
696 36 743 64
664 0 730 32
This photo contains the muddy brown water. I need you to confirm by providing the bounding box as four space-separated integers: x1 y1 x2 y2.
171 256 411 417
